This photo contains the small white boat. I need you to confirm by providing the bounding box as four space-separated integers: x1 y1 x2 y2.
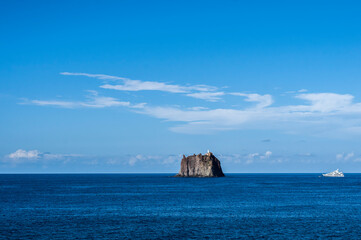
322 169 344 177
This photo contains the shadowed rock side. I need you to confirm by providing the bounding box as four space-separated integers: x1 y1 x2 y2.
175 152 225 177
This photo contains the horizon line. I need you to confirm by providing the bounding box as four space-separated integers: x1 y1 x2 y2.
0 172 359 174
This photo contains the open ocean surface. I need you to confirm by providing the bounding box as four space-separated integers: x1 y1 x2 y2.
1 174 361 239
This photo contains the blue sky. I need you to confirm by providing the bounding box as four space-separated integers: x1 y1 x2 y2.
1 0 361 173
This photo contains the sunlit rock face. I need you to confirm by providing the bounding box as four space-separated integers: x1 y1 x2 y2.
175 152 225 177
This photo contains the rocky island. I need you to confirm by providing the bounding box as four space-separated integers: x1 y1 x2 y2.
175 151 225 177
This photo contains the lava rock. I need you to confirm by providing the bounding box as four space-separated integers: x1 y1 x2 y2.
175 152 225 177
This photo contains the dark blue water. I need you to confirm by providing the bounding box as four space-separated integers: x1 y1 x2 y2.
1 174 361 239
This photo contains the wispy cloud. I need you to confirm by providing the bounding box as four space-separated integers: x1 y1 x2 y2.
298 89 308 93
188 106 209 111
99 154 181 166
246 153 259 164
100 83 216 93
26 72 361 135
230 93 273 108
26 87 361 134
137 92 361 134
295 93 355 113
62 72 218 94
336 152 354 161
285 89 308 94
127 154 159 166
26 91 145 109
220 151 274 165
246 151 272 164
186 92 225 102
60 72 126 81
3 149 82 164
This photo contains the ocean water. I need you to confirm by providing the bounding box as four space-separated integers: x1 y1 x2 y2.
1 174 361 239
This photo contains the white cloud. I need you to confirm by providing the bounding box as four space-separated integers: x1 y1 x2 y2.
28 91 145 109
62 72 217 94
127 154 163 166
30 98 131 108
140 107 251 126
101 154 181 167
224 151 273 165
220 152 279 166
128 156 139 166
295 93 354 113
186 92 225 102
257 151 273 160
60 72 126 81
101 83 216 94
29 73 361 136
30 100 77 108
230 93 273 108
246 153 259 164
162 155 180 165
28 91 361 135
8 149 41 160
265 151 272 158
4 149 82 164
188 106 209 111
336 153 343 160
284 89 308 94
136 92 361 134
336 152 354 161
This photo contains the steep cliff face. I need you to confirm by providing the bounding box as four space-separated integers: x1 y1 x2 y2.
175 152 225 177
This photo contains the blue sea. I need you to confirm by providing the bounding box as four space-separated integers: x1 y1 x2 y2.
1 174 361 239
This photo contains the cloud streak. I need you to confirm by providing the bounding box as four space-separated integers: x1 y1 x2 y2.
62 72 218 94
137 92 361 133
336 152 354 161
186 92 225 102
230 93 273 108
27 91 145 109
27 90 361 134
295 93 354 113
25 72 361 135
4 149 82 164
219 151 275 165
